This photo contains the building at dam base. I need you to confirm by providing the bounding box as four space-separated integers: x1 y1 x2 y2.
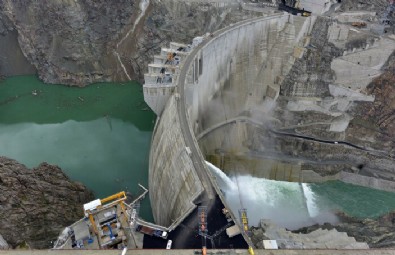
144 6 395 249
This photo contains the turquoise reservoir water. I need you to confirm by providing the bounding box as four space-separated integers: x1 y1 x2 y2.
0 75 155 222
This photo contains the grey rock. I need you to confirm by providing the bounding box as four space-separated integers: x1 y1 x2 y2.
0 156 94 249
0 234 9 250
294 211 395 248
0 0 259 85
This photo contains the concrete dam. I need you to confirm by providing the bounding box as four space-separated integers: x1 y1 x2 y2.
144 11 314 231
144 11 300 226
143 4 395 248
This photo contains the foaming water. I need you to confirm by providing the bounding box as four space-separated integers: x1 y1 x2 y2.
206 161 236 191
207 162 339 230
302 183 320 218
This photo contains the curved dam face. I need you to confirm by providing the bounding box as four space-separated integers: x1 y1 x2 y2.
185 14 315 179
146 13 316 229
146 7 395 232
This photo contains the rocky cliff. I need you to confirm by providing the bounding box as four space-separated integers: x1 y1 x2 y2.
0 0 258 86
0 156 94 249
0 0 140 85
294 211 395 248
270 3 395 185
0 234 8 250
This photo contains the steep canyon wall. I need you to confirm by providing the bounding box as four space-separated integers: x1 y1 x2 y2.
0 0 259 85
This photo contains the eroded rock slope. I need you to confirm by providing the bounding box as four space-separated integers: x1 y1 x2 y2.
0 0 258 85
0 156 93 249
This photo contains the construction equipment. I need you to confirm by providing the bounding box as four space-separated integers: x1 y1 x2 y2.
198 206 208 255
248 246 255 255
279 0 311 17
100 191 126 203
135 225 168 239
239 209 250 234
83 191 127 234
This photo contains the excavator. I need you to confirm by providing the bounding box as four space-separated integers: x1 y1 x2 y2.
279 0 312 17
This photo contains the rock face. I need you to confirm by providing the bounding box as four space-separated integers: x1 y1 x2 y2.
0 0 258 85
355 53 395 151
281 18 343 97
0 0 140 85
252 219 369 249
270 8 395 187
0 234 9 250
294 211 395 248
0 156 94 249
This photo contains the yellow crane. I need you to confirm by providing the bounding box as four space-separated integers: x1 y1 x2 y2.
84 191 127 234
100 191 126 204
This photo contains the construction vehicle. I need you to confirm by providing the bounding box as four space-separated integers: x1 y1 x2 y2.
135 225 168 239
166 240 172 249
279 0 311 17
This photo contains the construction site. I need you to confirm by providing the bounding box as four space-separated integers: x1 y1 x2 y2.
46 0 395 253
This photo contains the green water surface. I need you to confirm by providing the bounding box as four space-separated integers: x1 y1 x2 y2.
2 75 394 226
0 75 156 222
311 180 395 219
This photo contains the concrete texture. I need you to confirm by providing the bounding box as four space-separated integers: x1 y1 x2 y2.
146 12 316 245
149 95 204 228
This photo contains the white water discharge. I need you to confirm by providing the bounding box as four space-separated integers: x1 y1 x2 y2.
114 0 150 80
301 183 320 218
206 162 339 230
206 161 236 191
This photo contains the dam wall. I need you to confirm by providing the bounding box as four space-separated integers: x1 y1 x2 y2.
185 14 315 134
147 12 316 231
185 14 316 179
148 95 204 228
146 5 395 247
